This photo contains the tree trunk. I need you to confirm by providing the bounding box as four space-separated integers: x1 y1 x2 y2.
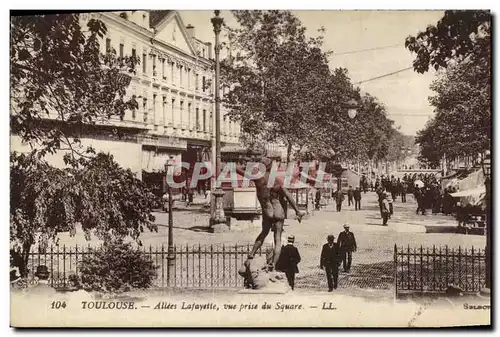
286 142 293 164
20 242 32 277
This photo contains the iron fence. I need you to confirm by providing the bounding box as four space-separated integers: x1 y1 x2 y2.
25 244 267 290
394 244 486 297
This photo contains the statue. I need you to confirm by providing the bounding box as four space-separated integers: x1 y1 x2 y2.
236 157 306 272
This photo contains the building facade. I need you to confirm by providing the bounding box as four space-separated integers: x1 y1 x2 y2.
11 10 242 194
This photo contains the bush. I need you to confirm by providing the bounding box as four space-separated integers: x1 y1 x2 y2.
79 240 157 293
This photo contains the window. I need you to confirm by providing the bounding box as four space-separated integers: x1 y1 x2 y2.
162 96 167 124
209 111 213 132
195 74 199 90
223 116 226 134
152 94 157 123
202 76 206 92
105 38 111 52
195 108 199 130
170 62 175 84
187 68 191 89
180 101 184 127
203 109 206 131
162 59 166 80
179 66 183 86
142 53 147 74
152 55 157 76
119 43 124 58
188 103 192 128
132 48 136 58
142 98 148 122
171 98 175 123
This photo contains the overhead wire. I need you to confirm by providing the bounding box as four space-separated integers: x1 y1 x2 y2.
333 43 404 56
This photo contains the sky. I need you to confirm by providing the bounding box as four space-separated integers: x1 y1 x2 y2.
178 10 445 136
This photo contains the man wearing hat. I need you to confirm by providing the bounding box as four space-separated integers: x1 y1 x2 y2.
338 224 357 273
320 235 341 291
276 235 301 290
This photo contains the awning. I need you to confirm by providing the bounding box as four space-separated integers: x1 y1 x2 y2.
450 186 486 198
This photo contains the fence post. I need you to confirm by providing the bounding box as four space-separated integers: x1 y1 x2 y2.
458 246 462 289
444 245 449 287
49 245 53 287
394 244 398 298
63 245 66 289
222 244 226 287
161 244 165 288
471 246 475 291
420 245 423 293
406 245 410 290
186 244 189 287
210 245 214 288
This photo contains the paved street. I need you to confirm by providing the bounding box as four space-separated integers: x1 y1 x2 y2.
55 190 485 293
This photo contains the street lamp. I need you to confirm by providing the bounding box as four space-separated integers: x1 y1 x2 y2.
165 155 175 284
210 10 227 230
482 150 491 294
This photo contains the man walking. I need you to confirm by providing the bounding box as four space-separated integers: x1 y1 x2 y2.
320 235 341 291
338 224 357 272
382 193 391 226
353 187 362 211
347 185 354 207
401 180 407 203
277 235 301 290
335 189 345 212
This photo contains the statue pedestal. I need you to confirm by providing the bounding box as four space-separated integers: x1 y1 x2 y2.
238 256 290 293
238 281 290 294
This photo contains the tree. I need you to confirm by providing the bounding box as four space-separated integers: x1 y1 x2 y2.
10 152 158 277
220 10 332 162
10 13 139 157
405 10 491 73
408 10 491 165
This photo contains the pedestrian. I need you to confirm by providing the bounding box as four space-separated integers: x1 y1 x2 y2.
338 224 357 272
187 188 194 206
276 235 301 290
347 185 354 206
320 235 341 291
335 189 344 212
387 193 394 216
353 187 362 211
315 189 321 210
376 186 385 217
401 180 407 203
381 193 391 226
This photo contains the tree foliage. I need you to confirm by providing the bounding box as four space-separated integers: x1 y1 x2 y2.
10 152 158 276
78 240 157 293
405 10 491 73
410 10 491 164
221 10 403 163
10 13 139 157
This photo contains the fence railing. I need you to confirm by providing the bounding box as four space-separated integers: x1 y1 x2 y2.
25 244 266 290
394 245 486 297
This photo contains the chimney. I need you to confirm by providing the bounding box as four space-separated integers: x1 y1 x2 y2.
186 24 195 39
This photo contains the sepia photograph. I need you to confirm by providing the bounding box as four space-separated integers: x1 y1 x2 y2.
8 7 492 328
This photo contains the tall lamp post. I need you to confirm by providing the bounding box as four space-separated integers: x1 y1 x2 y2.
165 155 175 283
482 150 491 294
210 10 226 229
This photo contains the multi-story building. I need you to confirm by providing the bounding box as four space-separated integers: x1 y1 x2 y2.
11 10 242 193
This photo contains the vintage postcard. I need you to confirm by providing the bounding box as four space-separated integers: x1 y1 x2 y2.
9 9 491 328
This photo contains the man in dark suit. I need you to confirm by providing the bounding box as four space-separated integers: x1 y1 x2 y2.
320 235 341 291
338 224 357 272
353 187 362 211
334 189 344 212
347 185 354 206
277 235 301 290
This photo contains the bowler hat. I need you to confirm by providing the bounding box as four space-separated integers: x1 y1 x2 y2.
287 235 295 243
327 235 335 241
